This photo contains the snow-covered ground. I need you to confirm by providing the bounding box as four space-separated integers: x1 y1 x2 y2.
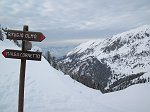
0 39 150 112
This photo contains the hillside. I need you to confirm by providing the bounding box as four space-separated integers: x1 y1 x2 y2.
58 25 150 92
0 38 150 112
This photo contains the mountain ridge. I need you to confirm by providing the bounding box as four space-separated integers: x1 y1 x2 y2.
58 25 150 93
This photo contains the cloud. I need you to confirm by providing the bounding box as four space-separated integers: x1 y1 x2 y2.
0 0 150 46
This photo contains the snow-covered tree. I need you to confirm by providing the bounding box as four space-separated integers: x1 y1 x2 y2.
0 24 4 41
44 51 58 69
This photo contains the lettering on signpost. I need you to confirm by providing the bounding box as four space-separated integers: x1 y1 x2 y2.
7 30 45 42
2 49 42 61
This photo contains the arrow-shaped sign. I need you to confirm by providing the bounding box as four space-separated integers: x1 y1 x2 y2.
2 49 42 61
6 30 45 42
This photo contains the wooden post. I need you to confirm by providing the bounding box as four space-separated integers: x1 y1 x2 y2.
18 25 28 112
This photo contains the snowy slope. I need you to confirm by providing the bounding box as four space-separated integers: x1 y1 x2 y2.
0 39 150 112
67 25 150 77
59 25 150 92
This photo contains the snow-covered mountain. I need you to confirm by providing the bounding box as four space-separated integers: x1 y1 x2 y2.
0 32 150 112
58 25 150 93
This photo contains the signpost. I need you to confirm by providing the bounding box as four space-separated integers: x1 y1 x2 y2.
6 29 45 42
2 25 45 112
2 49 42 61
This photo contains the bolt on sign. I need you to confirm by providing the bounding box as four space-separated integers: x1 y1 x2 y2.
2 25 46 112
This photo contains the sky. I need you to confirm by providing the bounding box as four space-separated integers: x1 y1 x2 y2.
0 0 150 47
